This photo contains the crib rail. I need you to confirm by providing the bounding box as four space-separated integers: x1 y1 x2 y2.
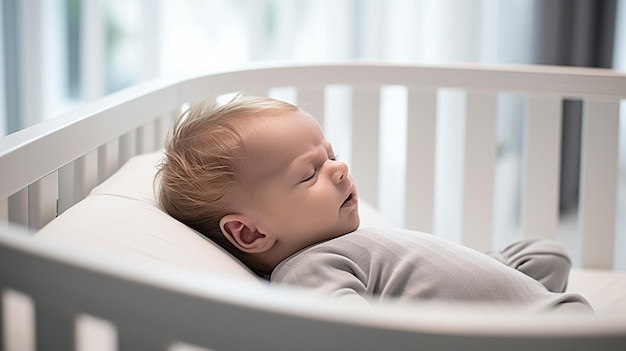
1 63 624 270
0 82 179 229
2 224 625 351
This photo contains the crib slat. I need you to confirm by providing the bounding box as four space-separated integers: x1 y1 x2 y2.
75 150 99 200
8 189 28 227
58 162 77 215
137 122 156 155
521 95 562 239
404 87 437 232
75 314 116 351
2 289 36 351
35 299 75 351
155 114 172 150
578 99 620 269
461 91 498 251
0 198 8 224
119 131 137 166
297 87 325 129
28 172 59 230
351 86 380 207
98 140 120 184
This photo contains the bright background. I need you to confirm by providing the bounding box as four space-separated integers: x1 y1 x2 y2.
2 0 625 269
3 0 624 134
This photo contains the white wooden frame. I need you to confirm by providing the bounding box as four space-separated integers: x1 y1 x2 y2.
1 63 625 350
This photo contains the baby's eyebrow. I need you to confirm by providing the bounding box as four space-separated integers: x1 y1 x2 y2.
293 143 333 170
325 142 336 157
290 148 321 170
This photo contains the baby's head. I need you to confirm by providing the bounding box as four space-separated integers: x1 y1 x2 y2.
158 95 360 275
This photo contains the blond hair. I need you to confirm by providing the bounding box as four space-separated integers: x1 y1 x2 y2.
157 95 299 272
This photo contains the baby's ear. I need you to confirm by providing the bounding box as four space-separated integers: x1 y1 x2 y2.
219 214 275 254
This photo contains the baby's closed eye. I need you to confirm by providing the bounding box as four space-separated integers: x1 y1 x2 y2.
302 171 317 182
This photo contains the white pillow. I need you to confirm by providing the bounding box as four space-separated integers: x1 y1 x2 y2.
36 151 260 283
36 151 390 283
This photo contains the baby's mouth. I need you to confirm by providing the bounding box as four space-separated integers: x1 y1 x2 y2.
341 192 357 208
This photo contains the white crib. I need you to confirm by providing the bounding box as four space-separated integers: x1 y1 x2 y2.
1 63 625 350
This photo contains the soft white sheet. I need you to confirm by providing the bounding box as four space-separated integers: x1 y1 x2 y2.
567 269 626 316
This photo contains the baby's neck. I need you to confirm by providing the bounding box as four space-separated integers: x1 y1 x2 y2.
252 241 314 276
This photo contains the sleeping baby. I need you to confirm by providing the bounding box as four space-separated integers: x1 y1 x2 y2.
157 94 592 312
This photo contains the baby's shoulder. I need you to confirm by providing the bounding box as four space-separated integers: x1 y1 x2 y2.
348 226 432 242
317 227 434 254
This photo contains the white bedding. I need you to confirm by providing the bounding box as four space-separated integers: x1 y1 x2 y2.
35 152 626 316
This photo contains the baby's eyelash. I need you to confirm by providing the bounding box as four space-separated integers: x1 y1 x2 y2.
301 154 338 183
302 170 317 182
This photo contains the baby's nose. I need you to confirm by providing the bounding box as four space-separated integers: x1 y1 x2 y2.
333 161 349 183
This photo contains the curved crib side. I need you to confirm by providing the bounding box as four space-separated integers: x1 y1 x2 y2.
1 225 625 351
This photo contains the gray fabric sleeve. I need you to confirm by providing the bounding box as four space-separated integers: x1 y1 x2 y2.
272 251 370 305
488 239 572 293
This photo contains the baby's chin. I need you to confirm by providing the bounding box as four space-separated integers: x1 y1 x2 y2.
340 216 361 236
351 216 360 232
320 213 361 242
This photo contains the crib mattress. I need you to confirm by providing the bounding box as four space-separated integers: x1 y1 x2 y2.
568 269 626 315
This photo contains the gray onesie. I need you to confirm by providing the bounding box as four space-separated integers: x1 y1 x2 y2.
271 227 591 312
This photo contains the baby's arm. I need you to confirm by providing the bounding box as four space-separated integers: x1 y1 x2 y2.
271 252 371 305
487 239 572 293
